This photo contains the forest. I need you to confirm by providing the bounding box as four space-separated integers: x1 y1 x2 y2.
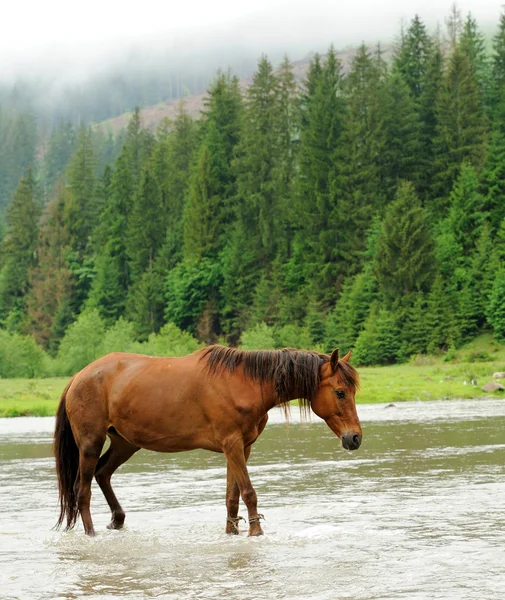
1 8 505 378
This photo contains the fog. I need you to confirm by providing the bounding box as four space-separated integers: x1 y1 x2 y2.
2 0 501 82
0 0 502 127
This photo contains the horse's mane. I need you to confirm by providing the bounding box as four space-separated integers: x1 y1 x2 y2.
198 345 359 415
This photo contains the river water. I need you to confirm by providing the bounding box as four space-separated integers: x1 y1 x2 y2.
1 399 505 600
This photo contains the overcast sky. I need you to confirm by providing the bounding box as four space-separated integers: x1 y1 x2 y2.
2 0 503 81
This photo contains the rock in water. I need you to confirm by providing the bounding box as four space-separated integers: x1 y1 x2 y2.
482 381 505 392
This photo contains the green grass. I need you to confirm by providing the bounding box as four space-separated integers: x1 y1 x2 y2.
0 377 67 417
356 333 505 404
1 334 504 416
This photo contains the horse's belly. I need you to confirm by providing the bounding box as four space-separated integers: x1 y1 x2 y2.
110 401 220 453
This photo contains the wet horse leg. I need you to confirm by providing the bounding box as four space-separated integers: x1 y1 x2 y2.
224 441 264 537
76 436 106 536
225 446 251 534
95 432 139 530
225 414 268 535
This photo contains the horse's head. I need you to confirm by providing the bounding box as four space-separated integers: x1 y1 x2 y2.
311 349 362 451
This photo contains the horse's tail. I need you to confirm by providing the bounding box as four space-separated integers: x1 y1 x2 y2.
53 377 79 530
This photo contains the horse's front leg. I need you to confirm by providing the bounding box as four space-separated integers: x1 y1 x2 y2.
225 446 251 534
224 441 263 537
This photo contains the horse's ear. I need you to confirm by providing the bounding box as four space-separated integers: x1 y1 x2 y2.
342 350 352 363
330 348 339 373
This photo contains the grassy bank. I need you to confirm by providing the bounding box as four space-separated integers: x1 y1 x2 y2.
1 335 504 417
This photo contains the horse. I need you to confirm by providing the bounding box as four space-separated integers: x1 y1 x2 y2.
54 345 362 537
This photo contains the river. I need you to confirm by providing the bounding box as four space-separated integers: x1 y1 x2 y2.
1 399 504 599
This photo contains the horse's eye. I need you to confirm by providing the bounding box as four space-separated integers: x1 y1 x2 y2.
334 390 345 399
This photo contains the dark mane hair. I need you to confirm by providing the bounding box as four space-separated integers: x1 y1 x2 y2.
198 345 359 413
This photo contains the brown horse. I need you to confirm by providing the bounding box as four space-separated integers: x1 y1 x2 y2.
54 345 362 537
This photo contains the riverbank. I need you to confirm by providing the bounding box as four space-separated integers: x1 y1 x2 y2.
1 334 504 416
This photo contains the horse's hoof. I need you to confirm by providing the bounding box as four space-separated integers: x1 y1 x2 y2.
107 521 124 530
248 528 264 537
226 525 240 535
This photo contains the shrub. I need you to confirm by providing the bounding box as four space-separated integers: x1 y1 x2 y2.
240 322 276 350
274 324 313 350
56 310 106 375
353 305 402 365
100 318 136 355
0 330 48 378
137 322 201 357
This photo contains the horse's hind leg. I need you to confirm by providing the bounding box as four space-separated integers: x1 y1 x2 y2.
76 436 106 536
95 431 139 530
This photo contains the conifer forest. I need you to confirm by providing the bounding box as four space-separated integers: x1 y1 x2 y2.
2 9 505 377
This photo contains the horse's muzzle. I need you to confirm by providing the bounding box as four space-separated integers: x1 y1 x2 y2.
342 433 362 451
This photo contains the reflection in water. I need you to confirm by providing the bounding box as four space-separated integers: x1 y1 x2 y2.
1 400 505 599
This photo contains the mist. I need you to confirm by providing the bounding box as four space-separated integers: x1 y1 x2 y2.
1 0 502 126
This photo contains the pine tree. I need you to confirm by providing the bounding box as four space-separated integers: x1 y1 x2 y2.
459 13 490 107
353 304 402 365
447 163 487 254
201 71 242 206
221 56 283 336
481 87 505 230
375 182 435 297
335 44 388 270
394 15 433 100
64 125 99 256
127 260 165 339
419 40 444 200
401 292 431 356
490 9 505 111
24 182 73 350
88 110 154 321
426 275 455 352
42 121 77 194
432 45 487 206
125 167 164 281
324 266 378 353
183 141 223 261
381 71 423 192
295 48 346 303
0 169 40 325
153 105 198 242
487 270 505 341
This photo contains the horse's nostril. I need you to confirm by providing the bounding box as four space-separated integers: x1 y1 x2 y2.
353 434 361 446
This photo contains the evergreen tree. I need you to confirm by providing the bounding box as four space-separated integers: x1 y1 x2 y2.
0 170 39 325
221 56 283 336
401 292 431 356
353 304 402 365
127 260 165 339
426 275 454 352
480 90 505 230
295 48 346 303
491 9 505 111
381 71 423 192
432 45 487 205
324 267 377 353
487 270 505 341
419 40 444 199
88 110 154 321
447 163 487 254
183 131 224 262
336 44 388 270
126 167 164 281
394 15 433 100
41 121 77 194
24 182 73 350
64 125 99 256
459 13 490 106
375 182 435 297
